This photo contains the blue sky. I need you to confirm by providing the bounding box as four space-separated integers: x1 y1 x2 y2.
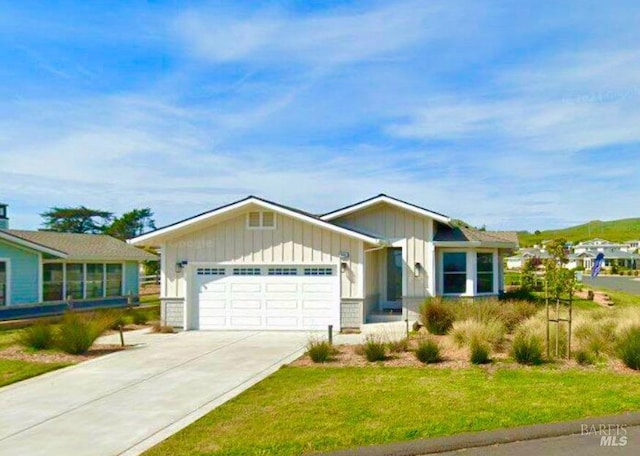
1 1 639 231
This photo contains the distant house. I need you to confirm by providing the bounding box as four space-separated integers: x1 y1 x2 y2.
0 204 155 311
572 239 640 270
506 238 640 271
505 248 551 269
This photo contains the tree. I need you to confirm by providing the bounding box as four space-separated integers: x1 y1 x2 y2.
104 208 156 240
521 259 537 291
41 207 113 233
543 238 576 301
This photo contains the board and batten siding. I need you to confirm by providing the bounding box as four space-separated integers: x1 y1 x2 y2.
0 240 40 305
161 207 365 300
332 202 435 299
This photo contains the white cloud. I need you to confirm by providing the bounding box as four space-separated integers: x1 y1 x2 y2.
170 1 468 66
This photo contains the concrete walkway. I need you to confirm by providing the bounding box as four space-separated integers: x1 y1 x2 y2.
0 330 309 456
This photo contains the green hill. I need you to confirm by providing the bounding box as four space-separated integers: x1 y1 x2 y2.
518 218 640 247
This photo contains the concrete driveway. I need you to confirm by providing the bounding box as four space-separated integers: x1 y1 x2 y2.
0 330 309 456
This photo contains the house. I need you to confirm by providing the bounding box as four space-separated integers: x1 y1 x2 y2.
572 239 640 270
0 203 155 312
129 195 518 331
505 248 552 269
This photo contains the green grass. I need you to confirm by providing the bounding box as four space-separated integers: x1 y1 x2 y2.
0 329 22 351
145 367 640 456
0 359 69 388
518 217 640 247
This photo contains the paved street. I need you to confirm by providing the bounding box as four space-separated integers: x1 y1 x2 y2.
583 276 640 295
439 426 640 456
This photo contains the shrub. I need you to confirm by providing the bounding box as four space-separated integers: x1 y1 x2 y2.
415 337 441 364
387 337 409 353
419 298 455 335
574 349 596 366
151 322 175 334
131 310 149 325
470 338 491 364
57 312 116 355
307 339 333 363
574 318 617 357
450 319 505 349
362 335 386 362
512 330 544 365
19 322 55 350
445 298 537 332
109 311 128 330
616 326 640 370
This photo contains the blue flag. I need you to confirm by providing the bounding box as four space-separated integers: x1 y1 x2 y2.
591 253 605 278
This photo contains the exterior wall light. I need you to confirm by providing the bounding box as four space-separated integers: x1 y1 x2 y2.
414 262 422 277
175 260 188 274
341 262 348 273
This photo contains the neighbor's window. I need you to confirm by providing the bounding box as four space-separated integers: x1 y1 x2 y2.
86 264 104 298
443 252 467 294
106 264 123 297
247 211 276 229
43 263 64 301
66 263 84 299
476 253 494 294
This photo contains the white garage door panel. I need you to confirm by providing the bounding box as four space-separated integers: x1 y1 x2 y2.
266 316 299 327
231 283 262 292
266 283 297 292
266 300 298 310
230 316 262 327
199 300 226 310
302 301 332 310
196 265 340 330
231 300 261 309
302 283 333 293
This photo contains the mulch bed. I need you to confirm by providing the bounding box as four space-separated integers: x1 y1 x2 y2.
291 335 635 373
0 344 127 364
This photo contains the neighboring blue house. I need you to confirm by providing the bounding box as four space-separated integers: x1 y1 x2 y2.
0 203 156 318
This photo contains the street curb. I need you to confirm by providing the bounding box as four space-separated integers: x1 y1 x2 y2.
322 412 640 455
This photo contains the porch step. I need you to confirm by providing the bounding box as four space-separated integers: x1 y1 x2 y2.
366 312 403 324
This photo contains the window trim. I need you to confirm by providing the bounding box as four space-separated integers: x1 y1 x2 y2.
0 258 11 306
441 251 468 296
42 261 126 302
476 251 495 295
246 211 277 230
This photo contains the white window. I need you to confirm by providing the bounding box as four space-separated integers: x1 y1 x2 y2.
233 267 261 276
476 253 494 294
268 267 298 276
197 268 226 276
304 267 333 276
443 252 467 294
247 211 276 229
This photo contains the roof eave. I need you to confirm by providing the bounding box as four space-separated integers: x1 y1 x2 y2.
433 241 518 249
0 230 68 258
321 195 452 225
129 197 382 246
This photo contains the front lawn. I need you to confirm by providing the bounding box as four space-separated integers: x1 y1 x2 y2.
0 358 69 388
145 366 640 456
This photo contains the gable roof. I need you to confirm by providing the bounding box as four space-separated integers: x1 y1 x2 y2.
433 226 519 248
3 230 155 261
320 194 451 224
129 196 382 246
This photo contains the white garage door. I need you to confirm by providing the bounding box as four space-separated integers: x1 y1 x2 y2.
195 265 340 330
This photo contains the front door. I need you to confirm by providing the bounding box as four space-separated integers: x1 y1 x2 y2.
0 261 6 306
385 248 403 310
